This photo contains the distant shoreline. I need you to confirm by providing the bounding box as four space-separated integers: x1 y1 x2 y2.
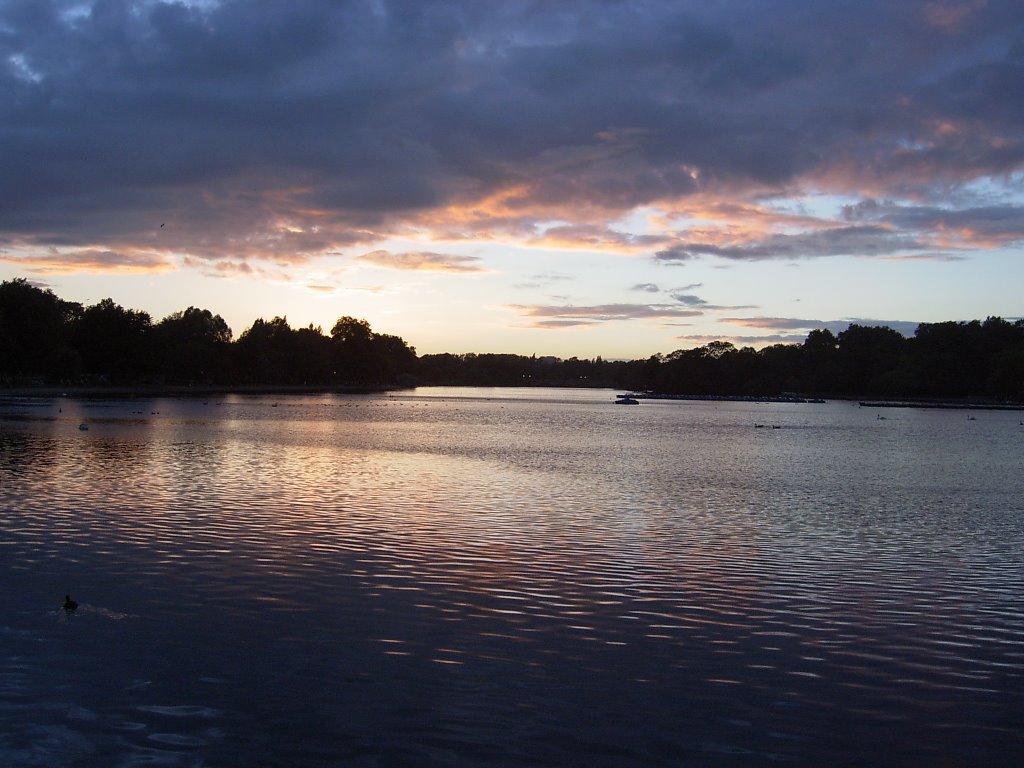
626 393 827 404
3 386 1022 411
859 400 1024 411
628 392 1024 410
0 384 406 399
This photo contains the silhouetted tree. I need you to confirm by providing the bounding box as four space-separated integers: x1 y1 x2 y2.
1 278 1020 400
369 332 418 384
416 352 465 385
799 328 839 394
911 321 980 397
72 298 154 383
235 317 297 385
326 317 417 384
331 316 373 382
0 278 82 382
156 307 233 384
835 324 907 395
752 344 803 394
291 324 334 384
988 337 1024 401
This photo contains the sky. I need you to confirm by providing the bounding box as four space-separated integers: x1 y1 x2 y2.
2 0 1023 359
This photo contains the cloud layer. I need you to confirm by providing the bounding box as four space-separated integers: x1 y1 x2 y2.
356 250 485 273
1 0 1022 281
509 303 705 328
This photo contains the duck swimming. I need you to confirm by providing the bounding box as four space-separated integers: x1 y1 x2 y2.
63 594 78 612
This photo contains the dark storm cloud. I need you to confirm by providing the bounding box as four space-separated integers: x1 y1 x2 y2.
843 200 1024 245
1 0 1023 263
654 226 935 263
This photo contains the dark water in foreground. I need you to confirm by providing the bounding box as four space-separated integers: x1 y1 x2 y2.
1 388 1022 766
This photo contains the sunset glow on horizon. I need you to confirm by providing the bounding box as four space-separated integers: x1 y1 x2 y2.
2 0 1022 358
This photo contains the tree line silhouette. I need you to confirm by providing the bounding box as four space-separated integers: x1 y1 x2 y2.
2 278 1022 401
0 279 415 388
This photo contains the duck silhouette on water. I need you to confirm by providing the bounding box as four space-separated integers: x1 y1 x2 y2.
63 594 78 612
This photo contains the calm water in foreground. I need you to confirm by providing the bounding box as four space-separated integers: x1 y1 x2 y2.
1 387 1022 767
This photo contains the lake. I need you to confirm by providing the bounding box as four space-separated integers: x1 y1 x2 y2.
1 387 1022 766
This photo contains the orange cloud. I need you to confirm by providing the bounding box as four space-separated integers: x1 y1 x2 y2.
925 0 987 33
527 224 670 253
356 250 487 273
0 248 174 275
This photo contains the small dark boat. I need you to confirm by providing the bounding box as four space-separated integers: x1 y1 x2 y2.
63 594 78 612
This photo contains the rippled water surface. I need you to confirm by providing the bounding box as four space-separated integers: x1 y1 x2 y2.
2 388 1022 766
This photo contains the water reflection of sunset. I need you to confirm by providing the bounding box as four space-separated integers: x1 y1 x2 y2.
2 390 1022 765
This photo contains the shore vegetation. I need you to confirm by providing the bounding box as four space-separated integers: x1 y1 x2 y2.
2 279 1022 402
